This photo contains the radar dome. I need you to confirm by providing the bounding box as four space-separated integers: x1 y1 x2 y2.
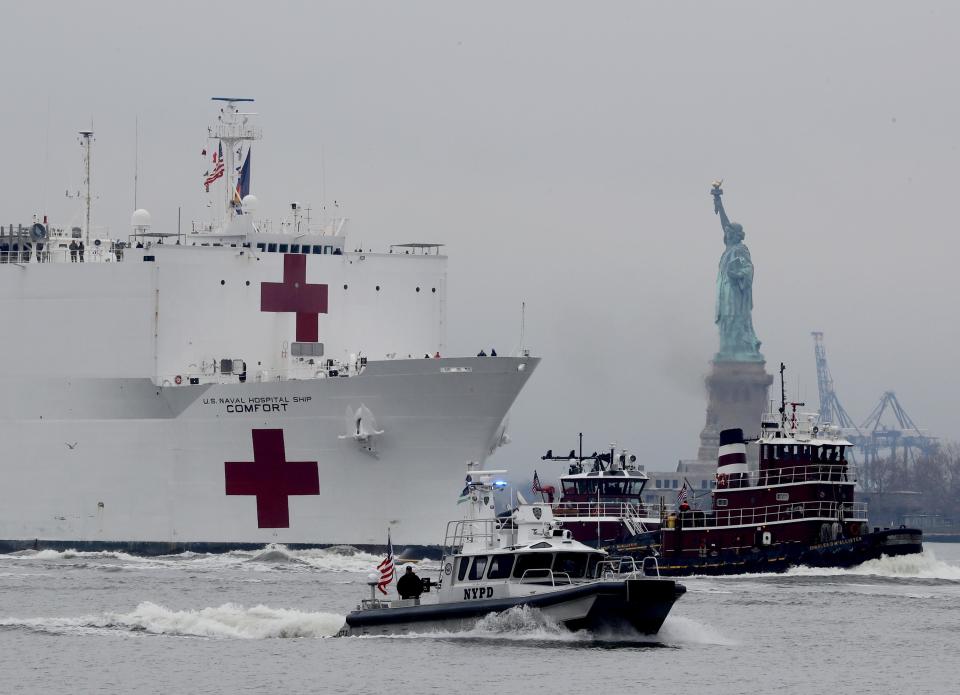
241 195 258 213
131 209 152 228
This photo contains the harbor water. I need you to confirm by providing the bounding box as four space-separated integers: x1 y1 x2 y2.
1 543 958 694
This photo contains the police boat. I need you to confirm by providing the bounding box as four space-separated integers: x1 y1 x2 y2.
337 469 686 637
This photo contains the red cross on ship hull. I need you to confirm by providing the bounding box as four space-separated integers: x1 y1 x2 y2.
225 429 319 528
261 254 329 342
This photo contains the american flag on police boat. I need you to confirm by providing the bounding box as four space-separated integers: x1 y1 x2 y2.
677 480 689 506
204 141 225 191
376 529 395 595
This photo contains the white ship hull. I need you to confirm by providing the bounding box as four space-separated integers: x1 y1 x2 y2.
1 100 539 553
0 357 536 551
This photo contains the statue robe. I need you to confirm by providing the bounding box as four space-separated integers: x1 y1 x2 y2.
715 241 762 361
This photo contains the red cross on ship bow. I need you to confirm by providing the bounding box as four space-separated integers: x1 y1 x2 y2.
260 254 329 342
224 429 320 528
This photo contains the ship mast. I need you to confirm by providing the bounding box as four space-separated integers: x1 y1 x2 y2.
79 129 94 247
208 97 260 224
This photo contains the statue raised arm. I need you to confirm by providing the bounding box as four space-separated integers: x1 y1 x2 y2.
711 180 731 230
709 181 763 363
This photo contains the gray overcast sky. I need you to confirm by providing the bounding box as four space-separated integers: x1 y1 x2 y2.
4 1 958 473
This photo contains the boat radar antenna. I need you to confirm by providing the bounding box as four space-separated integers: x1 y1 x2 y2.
778 362 805 430
208 97 260 221
779 362 787 427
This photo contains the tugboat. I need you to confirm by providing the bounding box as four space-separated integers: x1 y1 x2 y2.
337 468 686 636
537 389 924 576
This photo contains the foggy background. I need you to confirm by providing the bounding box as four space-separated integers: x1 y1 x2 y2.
3 1 958 476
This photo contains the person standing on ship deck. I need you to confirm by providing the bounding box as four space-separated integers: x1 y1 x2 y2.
69 240 78 262
397 566 424 601
78 241 85 262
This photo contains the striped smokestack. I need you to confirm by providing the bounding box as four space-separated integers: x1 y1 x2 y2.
717 428 748 477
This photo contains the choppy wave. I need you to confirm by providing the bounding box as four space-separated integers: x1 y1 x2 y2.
1 544 393 574
0 601 345 639
5 549 146 563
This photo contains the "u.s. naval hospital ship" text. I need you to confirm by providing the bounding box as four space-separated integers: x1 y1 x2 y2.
0 98 538 553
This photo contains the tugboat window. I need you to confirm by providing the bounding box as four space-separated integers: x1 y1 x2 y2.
468 555 488 581
487 555 514 579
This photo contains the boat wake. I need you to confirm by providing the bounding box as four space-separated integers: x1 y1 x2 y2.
785 550 960 582
361 606 734 648
0 601 345 639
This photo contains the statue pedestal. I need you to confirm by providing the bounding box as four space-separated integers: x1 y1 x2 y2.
696 360 774 462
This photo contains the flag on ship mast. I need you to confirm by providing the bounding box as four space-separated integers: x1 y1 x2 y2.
677 480 689 507
204 142 224 191
376 530 395 595
457 475 473 504
233 147 251 209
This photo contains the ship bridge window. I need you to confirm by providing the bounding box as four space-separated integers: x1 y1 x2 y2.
325 245 334 254
267 243 277 253
313 245 323 254
291 244 300 253
552 552 589 579
486 555 514 580
301 246 310 254
587 553 604 578
563 479 644 497
468 555 488 581
470 555 487 580
279 244 289 253
512 553 554 580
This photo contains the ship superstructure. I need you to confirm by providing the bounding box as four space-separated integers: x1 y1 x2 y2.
0 99 538 552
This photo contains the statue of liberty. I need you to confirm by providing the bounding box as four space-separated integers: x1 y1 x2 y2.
710 181 763 362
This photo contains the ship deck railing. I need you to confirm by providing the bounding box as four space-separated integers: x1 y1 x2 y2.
517 569 573 586
0 246 124 264
597 556 658 579
661 501 868 529
718 464 852 489
442 518 511 555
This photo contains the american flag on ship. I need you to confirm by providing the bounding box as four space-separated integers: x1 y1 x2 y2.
677 480 689 506
532 470 541 493
376 529 395 595
204 142 225 191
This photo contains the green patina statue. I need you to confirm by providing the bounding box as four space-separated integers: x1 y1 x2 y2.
711 181 763 363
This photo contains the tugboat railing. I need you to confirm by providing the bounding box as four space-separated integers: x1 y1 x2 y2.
662 501 868 529
718 464 852 489
552 501 643 519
